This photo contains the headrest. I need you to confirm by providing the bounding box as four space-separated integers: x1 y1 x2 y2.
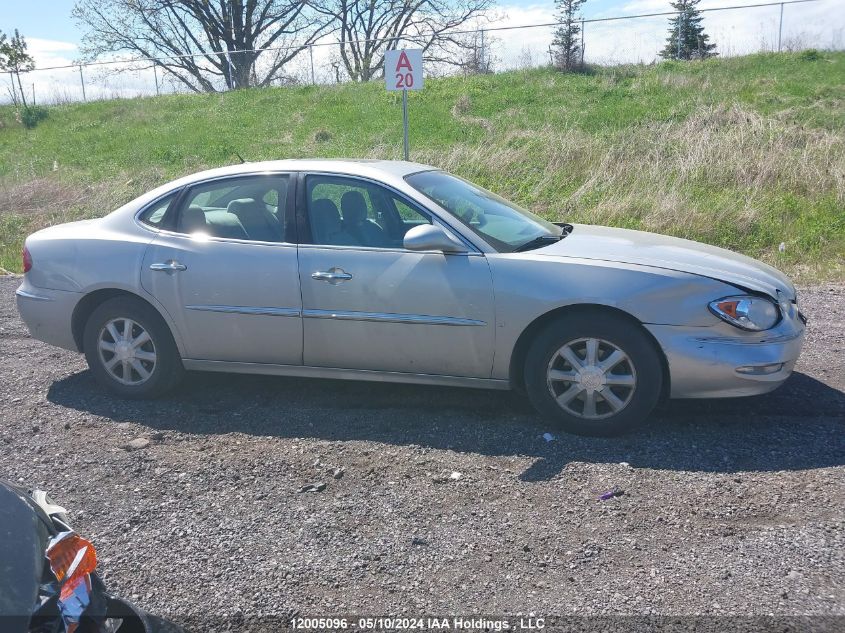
341 191 368 225
227 198 263 218
311 199 341 241
181 205 208 233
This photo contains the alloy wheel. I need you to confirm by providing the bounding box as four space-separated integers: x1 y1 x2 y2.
546 337 637 420
97 317 157 386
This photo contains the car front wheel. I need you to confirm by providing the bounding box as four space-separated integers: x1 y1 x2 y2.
83 296 183 399
524 312 663 436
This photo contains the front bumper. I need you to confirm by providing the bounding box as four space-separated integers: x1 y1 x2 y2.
16 278 81 352
646 313 806 399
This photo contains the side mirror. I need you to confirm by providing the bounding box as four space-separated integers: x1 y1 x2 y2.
403 224 466 253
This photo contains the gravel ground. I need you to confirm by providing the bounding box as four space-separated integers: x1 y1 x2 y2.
1 275 843 630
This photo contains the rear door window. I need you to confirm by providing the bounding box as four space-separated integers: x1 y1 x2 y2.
175 175 290 243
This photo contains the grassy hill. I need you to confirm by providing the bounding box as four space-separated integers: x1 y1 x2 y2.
1 50 843 279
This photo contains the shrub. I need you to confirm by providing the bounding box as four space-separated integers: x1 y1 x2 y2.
20 106 48 129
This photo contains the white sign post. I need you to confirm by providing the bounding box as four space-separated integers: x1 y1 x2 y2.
385 49 423 161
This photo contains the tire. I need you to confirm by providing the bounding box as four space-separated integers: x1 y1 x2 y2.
523 311 663 437
83 296 183 399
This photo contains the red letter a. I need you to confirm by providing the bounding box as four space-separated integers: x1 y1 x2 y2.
396 51 413 72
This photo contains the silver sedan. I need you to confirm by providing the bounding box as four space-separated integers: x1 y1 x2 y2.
16 160 806 435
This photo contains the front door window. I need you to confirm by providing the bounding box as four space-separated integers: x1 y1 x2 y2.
304 175 431 249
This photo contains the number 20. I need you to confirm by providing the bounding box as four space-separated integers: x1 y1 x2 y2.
395 72 414 89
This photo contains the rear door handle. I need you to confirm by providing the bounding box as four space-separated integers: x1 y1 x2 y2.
150 261 187 272
312 268 353 284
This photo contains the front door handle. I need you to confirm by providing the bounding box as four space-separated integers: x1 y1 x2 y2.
150 260 187 273
312 267 353 284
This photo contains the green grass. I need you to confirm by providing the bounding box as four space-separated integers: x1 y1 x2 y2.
1 50 843 279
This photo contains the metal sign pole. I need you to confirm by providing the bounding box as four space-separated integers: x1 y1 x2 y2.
778 3 784 52
402 88 410 161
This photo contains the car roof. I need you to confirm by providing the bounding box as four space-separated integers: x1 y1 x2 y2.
108 159 441 227
179 159 436 184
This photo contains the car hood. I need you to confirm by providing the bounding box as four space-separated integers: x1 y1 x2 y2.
537 224 795 300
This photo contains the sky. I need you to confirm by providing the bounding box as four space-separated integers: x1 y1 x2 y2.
2 0 80 42
1 0 843 102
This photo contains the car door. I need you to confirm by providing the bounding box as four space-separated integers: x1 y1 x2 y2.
296 173 495 378
140 173 303 365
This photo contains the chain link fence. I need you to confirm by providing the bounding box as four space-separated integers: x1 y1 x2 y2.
1 0 842 107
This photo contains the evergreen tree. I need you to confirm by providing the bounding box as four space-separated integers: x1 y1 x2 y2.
553 0 586 71
660 0 717 60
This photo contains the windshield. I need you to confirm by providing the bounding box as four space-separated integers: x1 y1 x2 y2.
405 171 562 253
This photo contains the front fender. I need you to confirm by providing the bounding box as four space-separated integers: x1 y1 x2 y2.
487 254 738 380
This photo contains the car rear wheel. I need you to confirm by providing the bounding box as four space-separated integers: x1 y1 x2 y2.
83 296 183 398
524 312 663 436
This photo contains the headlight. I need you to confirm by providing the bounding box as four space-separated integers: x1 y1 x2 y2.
708 295 780 331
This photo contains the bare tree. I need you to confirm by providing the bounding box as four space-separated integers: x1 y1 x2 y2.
73 0 332 91
307 0 495 82
457 28 495 75
0 30 36 108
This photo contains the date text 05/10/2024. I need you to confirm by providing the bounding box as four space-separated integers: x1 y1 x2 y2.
289 617 547 631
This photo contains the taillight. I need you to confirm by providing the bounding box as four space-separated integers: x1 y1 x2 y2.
22 245 32 273
46 531 98 633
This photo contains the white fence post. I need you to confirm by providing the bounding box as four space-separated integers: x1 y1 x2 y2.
79 65 87 102
581 19 586 67
677 11 682 59
8 71 18 106
224 49 234 89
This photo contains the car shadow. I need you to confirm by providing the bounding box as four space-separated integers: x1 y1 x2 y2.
47 370 845 480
